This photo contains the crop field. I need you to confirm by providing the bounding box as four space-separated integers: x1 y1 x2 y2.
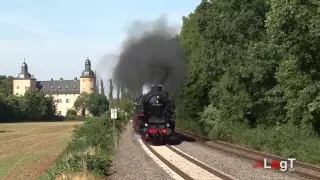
0 121 82 180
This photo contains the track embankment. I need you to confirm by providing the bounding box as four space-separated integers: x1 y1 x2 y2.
144 142 235 180
176 128 319 180
111 122 315 180
108 122 175 180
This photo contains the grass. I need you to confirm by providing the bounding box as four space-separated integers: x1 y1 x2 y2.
0 121 82 180
180 120 320 165
40 114 128 180
225 123 320 165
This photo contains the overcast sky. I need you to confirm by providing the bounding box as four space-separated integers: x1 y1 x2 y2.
0 0 200 85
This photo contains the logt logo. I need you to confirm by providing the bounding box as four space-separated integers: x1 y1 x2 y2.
252 158 296 171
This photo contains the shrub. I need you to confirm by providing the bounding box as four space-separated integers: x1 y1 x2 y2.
42 114 129 179
66 109 77 116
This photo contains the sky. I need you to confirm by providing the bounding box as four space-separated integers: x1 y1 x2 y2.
0 0 201 83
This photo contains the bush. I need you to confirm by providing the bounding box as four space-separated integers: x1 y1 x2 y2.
200 104 320 165
41 114 129 179
66 109 77 116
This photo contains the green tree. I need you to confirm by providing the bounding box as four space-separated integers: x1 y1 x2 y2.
109 79 113 100
74 92 90 116
175 6 208 134
265 0 320 133
121 87 132 100
100 79 105 95
116 83 120 100
87 93 109 116
0 75 14 96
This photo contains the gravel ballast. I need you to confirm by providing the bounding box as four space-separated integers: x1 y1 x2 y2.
173 140 307 180
109 122 307 180
109 122 175 180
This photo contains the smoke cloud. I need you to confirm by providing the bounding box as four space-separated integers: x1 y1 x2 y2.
113 16 187 96
96 53 119 96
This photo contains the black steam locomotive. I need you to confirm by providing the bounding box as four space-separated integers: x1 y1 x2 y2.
132 85 175 144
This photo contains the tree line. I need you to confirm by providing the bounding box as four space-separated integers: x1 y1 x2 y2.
0 76 132 122
175 0 320 163
0 75 56 122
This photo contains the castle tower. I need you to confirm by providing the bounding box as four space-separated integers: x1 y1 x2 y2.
13 59 36 96
80 57 96 94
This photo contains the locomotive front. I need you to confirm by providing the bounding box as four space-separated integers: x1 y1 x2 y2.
140 85 174 143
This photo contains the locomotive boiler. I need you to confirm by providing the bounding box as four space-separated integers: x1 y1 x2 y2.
132 84 175 144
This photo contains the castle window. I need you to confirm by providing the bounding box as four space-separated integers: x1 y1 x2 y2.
43 87 45 90
16 93 18 95
65 86 68 89
58 86 61 89
90 79 92 81
57 99 62 103
66 99 70 103
58 111 61 115
51 86 53 89
17 86 20 89
83 79 84 82
90 88 94 90
74 85 76 89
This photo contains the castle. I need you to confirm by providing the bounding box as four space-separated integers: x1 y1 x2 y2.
12 58 97 116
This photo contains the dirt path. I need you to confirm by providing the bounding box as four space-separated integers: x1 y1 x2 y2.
0 121 82 180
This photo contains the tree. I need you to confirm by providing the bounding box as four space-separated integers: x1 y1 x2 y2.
120 84 124 99
176 0 278 135
175 8 207 133
0 76 56 122
87 93 109 116
116 83 120 100
74 92 90 116
121 87 132 100
109 79 113 100
0 75 14 96
100 79 105 95
265 0 320 132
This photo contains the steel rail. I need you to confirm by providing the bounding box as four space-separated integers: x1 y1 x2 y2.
143 141 194 180
166 145 235 180
143 140 234 180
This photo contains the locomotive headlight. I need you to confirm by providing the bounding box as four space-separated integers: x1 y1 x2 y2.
167 124 170 127
144 123 148 126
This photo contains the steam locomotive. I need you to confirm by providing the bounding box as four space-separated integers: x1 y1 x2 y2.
132 85 175 144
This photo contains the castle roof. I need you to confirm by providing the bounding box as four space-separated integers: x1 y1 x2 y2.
36 79 80 94
81 58 95 78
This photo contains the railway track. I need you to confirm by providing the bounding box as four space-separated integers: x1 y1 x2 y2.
176 128 320 180
143 140 236 180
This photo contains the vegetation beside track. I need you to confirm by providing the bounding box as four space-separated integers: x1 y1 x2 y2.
176 0 320 165
40 104 131 179
39 84 132 179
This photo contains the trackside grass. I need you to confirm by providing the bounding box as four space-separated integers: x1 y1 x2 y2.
39 115 128 180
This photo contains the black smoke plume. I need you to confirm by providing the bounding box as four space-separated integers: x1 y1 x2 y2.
113 16 187 96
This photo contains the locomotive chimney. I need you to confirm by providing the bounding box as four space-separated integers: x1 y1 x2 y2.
151 85 162 92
